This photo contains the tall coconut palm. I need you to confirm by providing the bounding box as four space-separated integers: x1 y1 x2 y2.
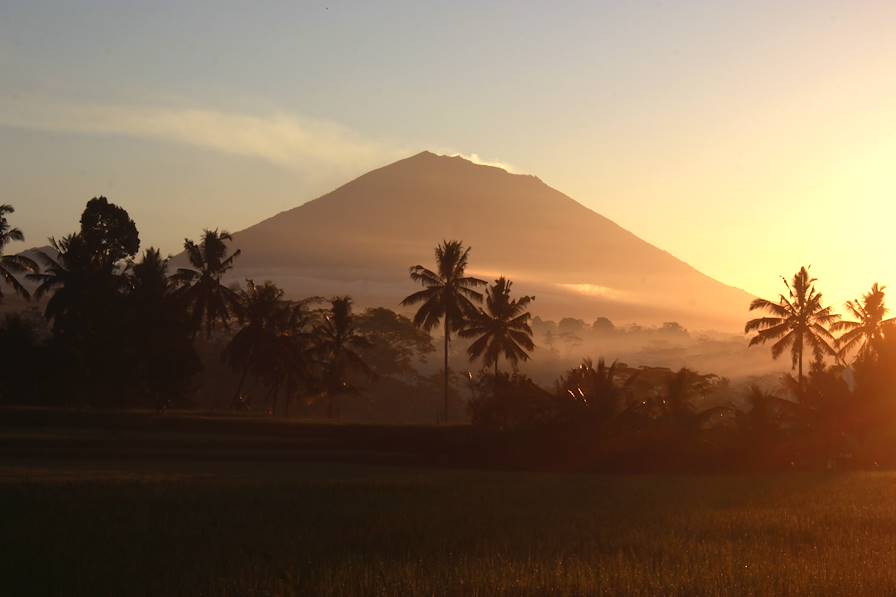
460 277 535 379
832 283 895 363
745 266 839 387
223 280 287 409
401 240 486 422
314 296 375 418
172 229 242 338
0 204 38 301
268 299 316 417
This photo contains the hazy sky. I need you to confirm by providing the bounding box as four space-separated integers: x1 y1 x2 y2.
2 1 895 306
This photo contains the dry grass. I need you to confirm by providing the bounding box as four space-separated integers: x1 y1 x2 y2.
3 460 896 595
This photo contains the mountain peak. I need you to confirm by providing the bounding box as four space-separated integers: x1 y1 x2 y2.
227 152 752 330
404 150 514 175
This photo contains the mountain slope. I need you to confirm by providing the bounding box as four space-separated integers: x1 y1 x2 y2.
226 151 752 331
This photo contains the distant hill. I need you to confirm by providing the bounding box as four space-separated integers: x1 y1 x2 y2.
200 152 754 330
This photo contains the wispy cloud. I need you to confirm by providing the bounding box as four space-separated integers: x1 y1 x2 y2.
0 97 403 169
447 152 517 173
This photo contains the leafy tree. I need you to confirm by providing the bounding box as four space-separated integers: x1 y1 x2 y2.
173 229 242 338
355 307 434 378
314 296 375 418
79 196 139 269
557 317 585 353
402 240 485 422
460 277 535 378
0 204 38 301
558 317 586 336
659 322 688 337
745 266 838 387
832 283 895 363
592 317 616 335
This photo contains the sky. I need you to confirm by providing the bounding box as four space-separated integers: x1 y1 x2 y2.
2 0 895 307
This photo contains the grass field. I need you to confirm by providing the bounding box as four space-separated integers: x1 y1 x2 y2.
5 456 896 596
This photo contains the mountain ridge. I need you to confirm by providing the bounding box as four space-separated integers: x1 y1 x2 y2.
203 151 753 330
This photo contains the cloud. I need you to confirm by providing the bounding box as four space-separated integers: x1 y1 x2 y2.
0 97 403 170
450 152 517 173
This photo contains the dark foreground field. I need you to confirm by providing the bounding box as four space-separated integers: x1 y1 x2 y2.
4 411 896 596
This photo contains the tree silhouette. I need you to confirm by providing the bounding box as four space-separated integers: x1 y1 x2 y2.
355 307 434 378
173 229 242 338
557 358 637 425
224 280 315 414
460 277 535 379
745 266 838 387
401 240 485 422
267 298 316 416
28 198 139 406
79 196 139 269
128 247 199 411
0 204 38 301
224 280 286 408
314 296 375 418
832 283 895 363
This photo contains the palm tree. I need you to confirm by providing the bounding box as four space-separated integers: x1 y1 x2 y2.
172 229 242 338
832 283 895 363
745 266 839 387
223 280 287 409
401 240 485 422
314 296 375 418
29 234 128 331
0 204 38 301
268 299 316 417
224 281 316 415
460 277 535 379
128 248 198 411
129 247 171 301
558 358 637 424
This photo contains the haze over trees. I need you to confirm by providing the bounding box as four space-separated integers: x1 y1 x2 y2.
5 192 896 471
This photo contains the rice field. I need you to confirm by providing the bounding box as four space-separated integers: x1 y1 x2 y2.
4 458 896 596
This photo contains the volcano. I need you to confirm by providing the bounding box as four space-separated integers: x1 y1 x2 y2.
223 151 752 331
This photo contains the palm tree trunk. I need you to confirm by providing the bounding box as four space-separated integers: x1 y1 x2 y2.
231 363 250 409
444 316 450 424
269 383 280 416
494 356 499 398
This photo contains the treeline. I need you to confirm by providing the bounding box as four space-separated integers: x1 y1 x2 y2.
4 198 896 469
462 267 896 470
0 198 437 417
